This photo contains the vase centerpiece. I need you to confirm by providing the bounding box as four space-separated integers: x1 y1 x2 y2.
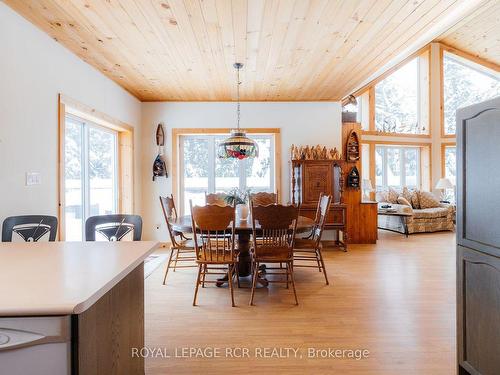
224 188 250 221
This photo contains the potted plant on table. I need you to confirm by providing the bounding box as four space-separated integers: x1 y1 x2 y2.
224 188 251 221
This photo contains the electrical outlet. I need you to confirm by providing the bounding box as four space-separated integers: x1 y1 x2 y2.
26 172 41 186
156 223 161 230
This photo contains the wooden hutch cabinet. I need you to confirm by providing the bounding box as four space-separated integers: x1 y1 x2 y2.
291 160 347 249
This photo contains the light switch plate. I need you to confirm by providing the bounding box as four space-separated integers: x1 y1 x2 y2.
26 172 41 186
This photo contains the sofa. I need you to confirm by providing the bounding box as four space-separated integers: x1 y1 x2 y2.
377 188 455 234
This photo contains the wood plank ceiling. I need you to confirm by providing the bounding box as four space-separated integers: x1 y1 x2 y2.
438 0 500 68
4 0 492 101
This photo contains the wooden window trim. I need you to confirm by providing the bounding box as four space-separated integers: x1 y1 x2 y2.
441 141 456 178
58 94 134 240
440 43 500 138
368 86 375 131
361 131 430 138
172 128 281 209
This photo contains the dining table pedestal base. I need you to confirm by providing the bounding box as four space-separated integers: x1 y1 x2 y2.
170 214 314 289
216 231 270 287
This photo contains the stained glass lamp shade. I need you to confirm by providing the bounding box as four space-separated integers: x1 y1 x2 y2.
217 62 258 160
218 130 258 159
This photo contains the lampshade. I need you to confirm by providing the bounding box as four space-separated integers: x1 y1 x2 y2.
362 179 374 190
218 62 259 160
435 177 454 190
217 130 259 159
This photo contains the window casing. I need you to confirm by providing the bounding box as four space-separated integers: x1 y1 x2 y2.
179 134 276 214
64 114 118 240
443 52 500 135
375 145 420 190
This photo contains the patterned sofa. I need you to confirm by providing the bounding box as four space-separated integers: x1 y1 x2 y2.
377 188 455 234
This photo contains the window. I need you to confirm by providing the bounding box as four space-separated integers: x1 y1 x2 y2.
442 144 456 203
375 58 426 134
443 52 500 135
64 114 118 240
179 134 275 214
443 145 456 185
375 146 420 190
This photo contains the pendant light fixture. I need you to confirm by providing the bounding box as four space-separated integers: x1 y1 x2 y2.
218 63 259 160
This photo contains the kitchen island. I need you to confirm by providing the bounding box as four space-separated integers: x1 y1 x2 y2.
0 241 159 375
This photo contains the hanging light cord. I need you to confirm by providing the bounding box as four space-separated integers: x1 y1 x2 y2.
236 65 241 130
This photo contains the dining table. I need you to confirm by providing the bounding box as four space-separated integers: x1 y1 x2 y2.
170 214 315 286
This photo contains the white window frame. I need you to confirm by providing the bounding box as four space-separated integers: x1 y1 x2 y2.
64 114 119 239
179 133 276 215
375 145 421 190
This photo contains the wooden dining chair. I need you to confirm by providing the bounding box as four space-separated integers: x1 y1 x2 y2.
251 192 278 206
2 215 58 242
294 193 332 285
85 214 142 241
190 202 238 307
205 192 229 206
159 195 197 285
250 203 299 305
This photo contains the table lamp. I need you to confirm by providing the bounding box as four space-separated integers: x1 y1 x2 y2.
435 177 454 202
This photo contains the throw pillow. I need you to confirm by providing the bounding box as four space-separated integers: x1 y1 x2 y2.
387 188 399 204
376 190 388 203
418 191 441 209
401 187 413 203
397 196 412 207
411 190 421 209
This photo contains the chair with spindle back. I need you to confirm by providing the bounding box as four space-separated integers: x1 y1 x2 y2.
159 195 196 284
294 193 332 285
249 203 299 305
2 215 58 242
204 192 229 206
85 214 142 241
250 192 278 206
190 202 238 307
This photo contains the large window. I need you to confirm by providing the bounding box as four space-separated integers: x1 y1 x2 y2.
64 114 118 240
375 145 420 190
179 134 275 214
375 57 426 134
443 52 500 135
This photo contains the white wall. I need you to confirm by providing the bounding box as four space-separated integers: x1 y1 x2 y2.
141 102 342 241
0 3 341 242
0 3 142 227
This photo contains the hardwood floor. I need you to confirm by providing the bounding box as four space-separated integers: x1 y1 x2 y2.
145 231 456 374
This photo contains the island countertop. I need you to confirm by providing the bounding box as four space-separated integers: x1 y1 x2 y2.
0 241 159 316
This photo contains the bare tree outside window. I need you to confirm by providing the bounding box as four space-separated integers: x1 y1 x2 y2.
375 59 425 134
443 53 500 135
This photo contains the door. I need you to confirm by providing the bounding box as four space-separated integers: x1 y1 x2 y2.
456 97 500 375
63 115 118 240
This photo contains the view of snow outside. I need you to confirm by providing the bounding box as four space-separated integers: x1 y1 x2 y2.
64 117 117 240
182 135 273 214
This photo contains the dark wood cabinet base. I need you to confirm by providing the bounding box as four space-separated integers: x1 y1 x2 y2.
73 263 145 375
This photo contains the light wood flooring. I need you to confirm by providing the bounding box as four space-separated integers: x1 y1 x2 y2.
145 231 456 375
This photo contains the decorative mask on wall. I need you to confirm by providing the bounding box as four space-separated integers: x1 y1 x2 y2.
153 123 168 181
